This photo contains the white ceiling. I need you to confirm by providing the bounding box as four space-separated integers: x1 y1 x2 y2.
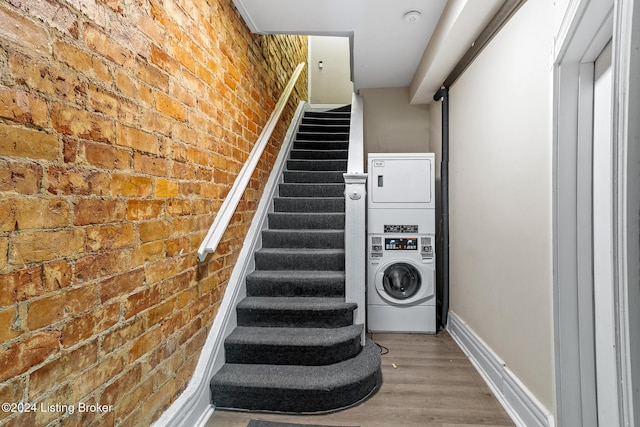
233 0 503 104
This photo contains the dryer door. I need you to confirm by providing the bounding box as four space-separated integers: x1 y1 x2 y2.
382 263 421 300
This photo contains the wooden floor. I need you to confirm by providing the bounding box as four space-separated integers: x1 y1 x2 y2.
207 331 515 427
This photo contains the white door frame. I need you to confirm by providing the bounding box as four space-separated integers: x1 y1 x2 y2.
553 0 640 425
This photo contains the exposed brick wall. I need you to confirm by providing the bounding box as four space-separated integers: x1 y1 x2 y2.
0 0 307 424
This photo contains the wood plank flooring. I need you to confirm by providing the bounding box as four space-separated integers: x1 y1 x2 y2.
207 331 515 427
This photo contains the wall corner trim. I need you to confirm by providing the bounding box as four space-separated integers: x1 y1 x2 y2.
447 312 555 427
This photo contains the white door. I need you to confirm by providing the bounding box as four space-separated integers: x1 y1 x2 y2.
592 39 620 426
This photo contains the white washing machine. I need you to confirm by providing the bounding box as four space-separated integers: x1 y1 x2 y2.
367 153 436 333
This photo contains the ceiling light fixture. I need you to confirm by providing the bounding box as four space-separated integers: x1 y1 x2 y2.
404 10 422 23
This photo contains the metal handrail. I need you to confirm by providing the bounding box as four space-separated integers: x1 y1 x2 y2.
198 62 306 262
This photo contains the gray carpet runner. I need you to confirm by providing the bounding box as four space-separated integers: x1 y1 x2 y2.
211 106 382 413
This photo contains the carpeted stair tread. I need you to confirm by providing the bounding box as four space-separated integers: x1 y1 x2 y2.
273 197 345 213
246 270 345 297
211 339 382 413
261 230 345 249
224 325 363 365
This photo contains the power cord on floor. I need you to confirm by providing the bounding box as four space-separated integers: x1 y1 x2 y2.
366 330 389 355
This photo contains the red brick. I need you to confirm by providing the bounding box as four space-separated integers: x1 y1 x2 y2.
0 237 7 271
83 23 133 67
99 268 145 303
102 318 145 355
81 140 131 170
46 166 111 196
0 160 43 194
166 199 191 217
139 220 170 242
70 349 126 400
0 331 60 382
101 364 142 407
9 53 86 105
11 229 85 264
147 297 176 327
156 91 186 122
0 307 22 342
124 286 161 318
0 3 51 55
0 197 14 233
61 303 119 348
133 57 169 90
27 293 66 330
0 123 59 160
13 197 70 230
154 178 179 198
126 199 164 220
43 260 73 290
75 251 129 284
111 174 153 197
116 123 159 154
0 87 49 127
87 223 135 251
129 327 162 362
53 41 111 85
51 103 115 143
74 198 126 225
131 241 165 267
29 340 98 399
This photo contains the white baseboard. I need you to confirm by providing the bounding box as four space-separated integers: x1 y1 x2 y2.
152 101 308 427
447 312 555 427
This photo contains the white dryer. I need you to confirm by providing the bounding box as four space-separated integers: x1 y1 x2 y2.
367 153 436 333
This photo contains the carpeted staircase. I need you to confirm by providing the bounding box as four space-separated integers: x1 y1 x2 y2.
210 106 382 413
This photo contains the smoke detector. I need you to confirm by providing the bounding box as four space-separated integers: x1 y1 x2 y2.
404 10 422 23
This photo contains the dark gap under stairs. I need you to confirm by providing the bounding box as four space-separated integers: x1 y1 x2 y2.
210 106 382 413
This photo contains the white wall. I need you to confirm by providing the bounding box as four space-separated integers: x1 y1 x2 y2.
443 0 555 414
360 87 430 163
308 36 353 105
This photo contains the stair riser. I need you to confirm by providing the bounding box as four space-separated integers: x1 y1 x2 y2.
304 111 351 119
289 150 348 160
296 132 349 141
293 141 348 150
302 117 350 126
236 308 354 328
286 159 347 171
224 339 361 365
284 171 345 183
211 369 381 413
298 125 350 134
261 230 345 249
268 213 345 230
245 279 345 298
273 198 344 213
254 251 344 271
278 183 344 197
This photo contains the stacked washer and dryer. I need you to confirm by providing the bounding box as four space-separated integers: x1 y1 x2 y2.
367 153 436 333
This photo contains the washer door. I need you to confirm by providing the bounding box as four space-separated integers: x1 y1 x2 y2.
382 263 421 300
